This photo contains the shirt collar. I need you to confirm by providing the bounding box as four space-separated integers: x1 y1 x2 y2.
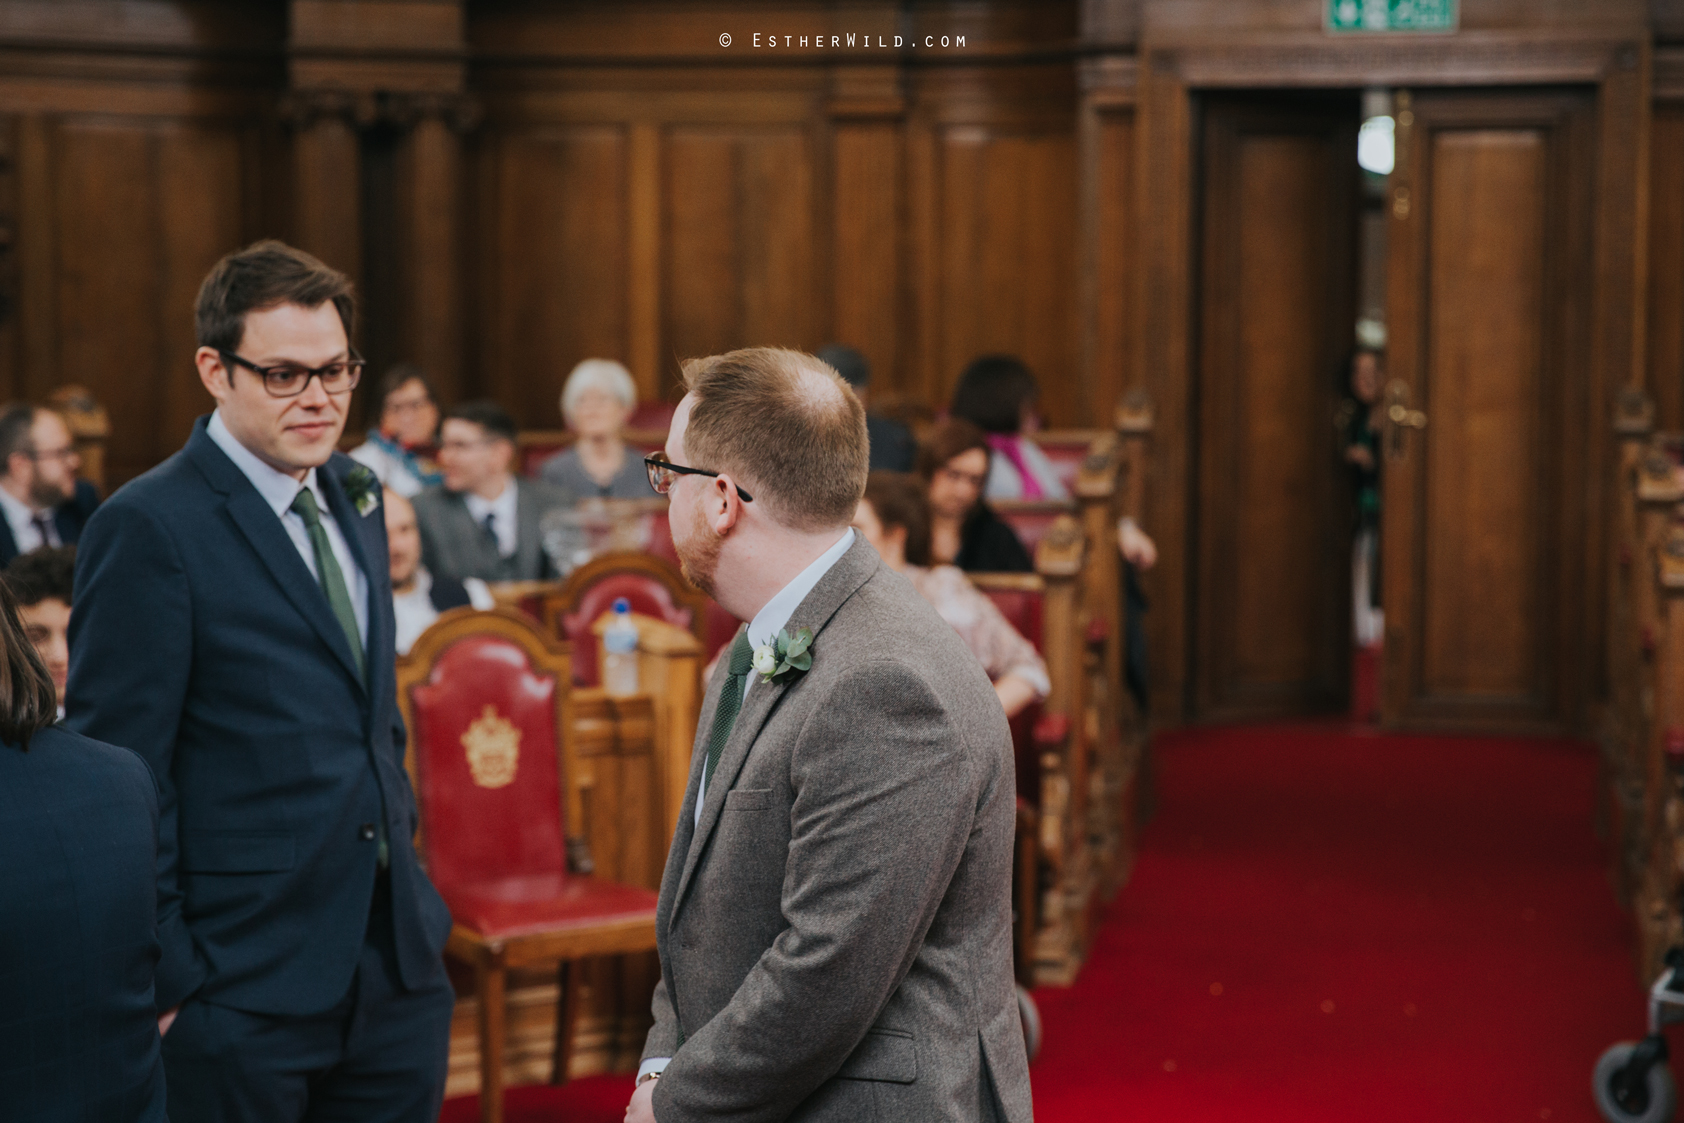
0 484 43 526
462 478 516 521
207 410 322 518
747 528 854 650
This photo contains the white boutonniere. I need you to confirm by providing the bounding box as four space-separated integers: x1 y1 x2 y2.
344 464 381 517
754 627 814 685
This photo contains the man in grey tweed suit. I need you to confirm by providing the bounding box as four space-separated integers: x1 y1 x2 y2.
627 347 1031 1123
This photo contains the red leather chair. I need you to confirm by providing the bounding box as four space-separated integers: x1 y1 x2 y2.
397 608 658 1123
1031 432 1100 494
993 498 1077 556
541 552 713 687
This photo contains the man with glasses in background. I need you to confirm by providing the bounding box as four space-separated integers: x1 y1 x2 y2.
67 240 454 1123
0 402 99 564
411 399 569 582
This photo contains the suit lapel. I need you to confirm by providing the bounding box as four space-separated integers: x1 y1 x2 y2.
667 537 882 919
187 421 368 692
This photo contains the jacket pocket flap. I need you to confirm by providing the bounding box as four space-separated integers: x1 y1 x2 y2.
725 787 773 811
180 830 295 873
838 1028 917 1084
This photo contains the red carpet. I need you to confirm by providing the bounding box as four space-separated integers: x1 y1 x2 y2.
443 722 1647 1122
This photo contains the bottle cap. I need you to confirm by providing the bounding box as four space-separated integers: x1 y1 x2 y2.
613 597 631 614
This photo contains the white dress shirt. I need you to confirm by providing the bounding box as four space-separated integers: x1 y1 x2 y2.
640 527 856 1086
207 411 370 648
392 567 494 655
463 479 519 559
0 485 59 554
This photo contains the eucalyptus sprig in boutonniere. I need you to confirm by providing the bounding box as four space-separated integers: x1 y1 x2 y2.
343 463 381 517
752 626 813 685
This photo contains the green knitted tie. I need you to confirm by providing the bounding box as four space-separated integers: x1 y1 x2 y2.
702 632 756 797
291 487 366 680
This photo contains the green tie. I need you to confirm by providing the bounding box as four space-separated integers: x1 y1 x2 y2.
702 632 756 798
290 486 366 681
292 485 386 867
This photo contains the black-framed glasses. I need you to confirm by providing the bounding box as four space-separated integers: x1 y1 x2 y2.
219 349 366 399
644 452 753 502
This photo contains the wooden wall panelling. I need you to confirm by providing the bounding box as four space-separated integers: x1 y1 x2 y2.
12 108 277 485
0 115 17 405
1651 102 1684 431
476 121 630 428
1078 56 1137 449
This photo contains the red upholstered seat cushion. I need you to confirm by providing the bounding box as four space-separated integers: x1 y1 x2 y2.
442 874 658 941
628 402 676 431
562 572 697 687
979 585 1045 654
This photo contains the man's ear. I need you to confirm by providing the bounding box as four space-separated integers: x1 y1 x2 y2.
194 347 232 403
708 474 743 536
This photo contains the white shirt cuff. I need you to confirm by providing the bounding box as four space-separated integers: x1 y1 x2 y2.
637 1057 670 1083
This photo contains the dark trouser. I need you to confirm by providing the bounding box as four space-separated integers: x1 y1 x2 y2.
161 877 454 1123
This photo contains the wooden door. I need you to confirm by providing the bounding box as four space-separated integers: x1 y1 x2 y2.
1193 95 1358 719
1381 89 1595 732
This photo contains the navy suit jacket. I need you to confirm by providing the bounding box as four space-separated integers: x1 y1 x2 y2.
66 416 452 1017
0 477 101 565
0 726 168 1122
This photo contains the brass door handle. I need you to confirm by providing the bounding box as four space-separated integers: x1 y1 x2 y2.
1387 404 1427 429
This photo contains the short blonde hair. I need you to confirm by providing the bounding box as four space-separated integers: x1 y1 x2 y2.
681 347 868 531
561 359 637 422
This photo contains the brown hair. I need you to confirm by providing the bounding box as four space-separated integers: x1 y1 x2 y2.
916 417 991 480
863 472 932 567
0 575 60 749
680 347 868 531
195 240 355 355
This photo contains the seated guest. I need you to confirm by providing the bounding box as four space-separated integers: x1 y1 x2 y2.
0 403 100 565
950 354 1070 501
855 471 1049 718
816 343 917 472
4 545 75 718
413 400 569 582
385 489 492 655
540 359 657 502
920 418 1033 572
349 363 443 497
0 578 167 1123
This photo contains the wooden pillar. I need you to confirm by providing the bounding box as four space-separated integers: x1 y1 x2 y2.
288 95 366 284
398 103 472 403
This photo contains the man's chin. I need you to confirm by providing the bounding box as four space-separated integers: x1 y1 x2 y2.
678 554 716 599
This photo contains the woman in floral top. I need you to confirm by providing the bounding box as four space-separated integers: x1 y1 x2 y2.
853 472 1050 718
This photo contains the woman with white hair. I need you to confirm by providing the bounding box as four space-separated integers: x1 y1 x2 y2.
540 358 656 502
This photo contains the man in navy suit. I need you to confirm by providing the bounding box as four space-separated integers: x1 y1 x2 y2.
67 240 455 1122
0 403 100 565
0 580 167 1123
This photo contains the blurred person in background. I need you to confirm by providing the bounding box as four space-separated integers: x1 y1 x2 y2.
349 364 443 498
919 418 1032 573
854 471 1047 718
0 576 167 1123
0 403 100 565
540 359 656 503
949 354 1068 502
816 343 917 472
413 400 569 582
384 488 491 655
4 544 75 718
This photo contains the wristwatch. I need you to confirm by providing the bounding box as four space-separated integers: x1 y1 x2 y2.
637 1070 662 1088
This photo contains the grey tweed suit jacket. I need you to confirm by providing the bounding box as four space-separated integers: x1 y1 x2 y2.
642 535 1033 1123
410 477 568 583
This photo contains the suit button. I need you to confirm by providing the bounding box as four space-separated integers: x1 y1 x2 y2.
359 823 377 842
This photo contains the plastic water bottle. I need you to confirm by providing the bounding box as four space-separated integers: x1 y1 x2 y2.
603 598 640 696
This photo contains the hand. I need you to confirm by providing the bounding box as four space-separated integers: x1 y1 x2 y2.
1345 444 1375 469
1117 519 1158 571
158 1006 180 1037
625 1077 658 1123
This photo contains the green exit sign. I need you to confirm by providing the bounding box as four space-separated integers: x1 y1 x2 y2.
1327 0 1458 32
